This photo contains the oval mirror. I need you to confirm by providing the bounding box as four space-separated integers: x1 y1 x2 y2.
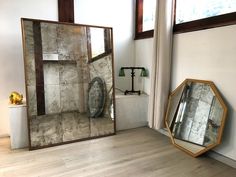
88 77 107 118
165 79 227 157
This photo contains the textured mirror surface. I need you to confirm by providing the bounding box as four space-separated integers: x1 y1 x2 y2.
22 19 115 149
88 77 106 118
165 79 227 157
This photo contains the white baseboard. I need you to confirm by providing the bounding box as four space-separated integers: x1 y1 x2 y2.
0 134 10 138
158 128 170 137
207 151 236 168
158 128 236 168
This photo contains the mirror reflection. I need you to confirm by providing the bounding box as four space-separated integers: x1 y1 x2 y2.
165 79 227 157
22 19 115 149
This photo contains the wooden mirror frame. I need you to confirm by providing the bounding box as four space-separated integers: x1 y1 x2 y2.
165 79 227 157
21 18 116 150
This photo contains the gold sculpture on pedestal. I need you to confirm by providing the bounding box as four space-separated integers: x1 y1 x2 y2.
9 92 23 105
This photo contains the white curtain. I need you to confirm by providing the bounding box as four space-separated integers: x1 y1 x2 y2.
148 0 174 130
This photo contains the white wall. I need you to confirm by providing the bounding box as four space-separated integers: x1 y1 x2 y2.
134 38 153 94
0 0 58 136
135 25 236 160
172 25 236 160
74 0 135 91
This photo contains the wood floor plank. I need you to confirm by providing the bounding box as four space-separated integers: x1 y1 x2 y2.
0 127 235 177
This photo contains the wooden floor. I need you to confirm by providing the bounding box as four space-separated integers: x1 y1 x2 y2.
0 127 235 177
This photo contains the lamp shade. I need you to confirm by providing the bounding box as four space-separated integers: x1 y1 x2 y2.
119 68 125 77
140 68 148 77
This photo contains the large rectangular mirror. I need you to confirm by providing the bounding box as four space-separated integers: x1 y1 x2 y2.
21 18 115 149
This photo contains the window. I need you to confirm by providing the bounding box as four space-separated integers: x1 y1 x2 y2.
90 28 105 58
135 0 156 40
174 0 236 33
86 27 112 63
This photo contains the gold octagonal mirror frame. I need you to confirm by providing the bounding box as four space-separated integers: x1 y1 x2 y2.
165 79 227 157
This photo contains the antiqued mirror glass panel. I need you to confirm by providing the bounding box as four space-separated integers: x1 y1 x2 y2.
21 19 115 149
165 79 227 157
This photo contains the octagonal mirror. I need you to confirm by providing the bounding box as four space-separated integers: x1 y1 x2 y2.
165 79 227 157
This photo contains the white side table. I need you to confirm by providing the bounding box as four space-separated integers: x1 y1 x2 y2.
8 103 29 149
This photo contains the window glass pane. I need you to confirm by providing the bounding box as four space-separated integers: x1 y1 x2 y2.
90 28 105 58
143 0 156 31
176 0 236 24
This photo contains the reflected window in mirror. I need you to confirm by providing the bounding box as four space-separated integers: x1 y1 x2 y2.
90 28 105 58
135 0 156 40
86 27 112 63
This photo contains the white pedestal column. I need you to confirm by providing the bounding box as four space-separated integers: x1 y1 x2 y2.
8 103 29 149
115 94 149 130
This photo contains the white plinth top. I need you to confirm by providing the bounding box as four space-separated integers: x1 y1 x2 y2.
8 101 27 108
115 92 149 99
